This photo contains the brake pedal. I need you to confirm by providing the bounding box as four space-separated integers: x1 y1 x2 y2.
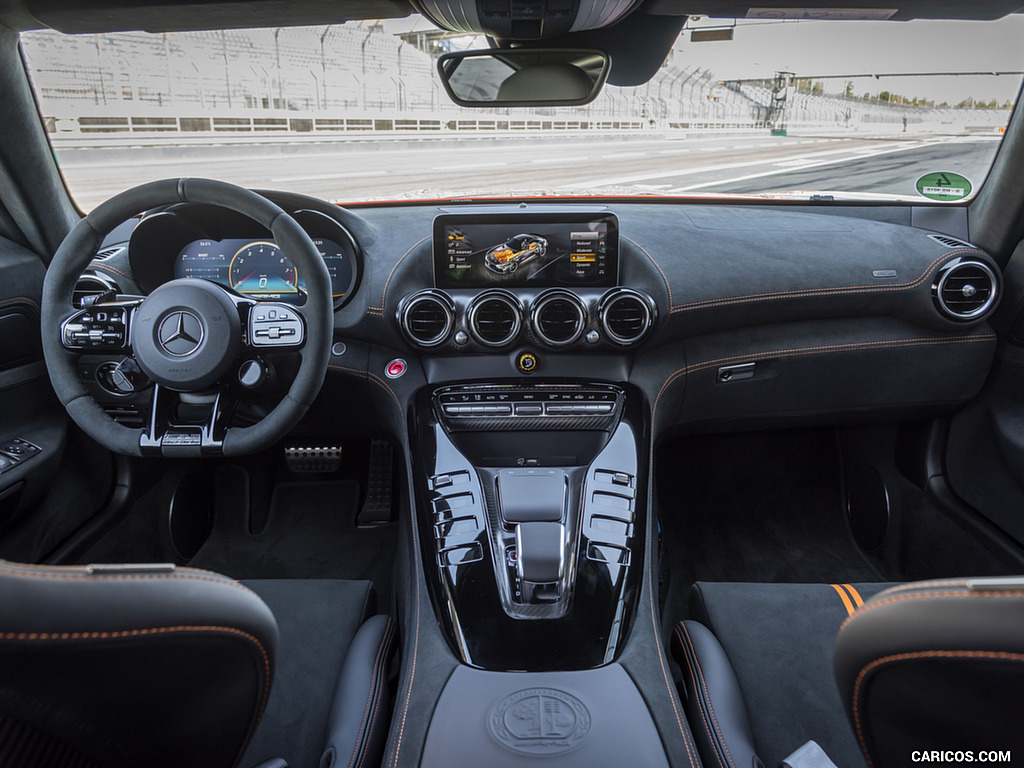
358 440 395 525
284 444 343 473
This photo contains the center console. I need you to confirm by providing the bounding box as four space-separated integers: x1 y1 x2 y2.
406 208 672 767
412 380 648 671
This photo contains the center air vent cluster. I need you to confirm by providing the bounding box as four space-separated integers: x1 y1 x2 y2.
932 258 999 322
398 288 656 350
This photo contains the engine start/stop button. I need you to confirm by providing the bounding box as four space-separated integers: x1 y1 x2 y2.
385 358 407 379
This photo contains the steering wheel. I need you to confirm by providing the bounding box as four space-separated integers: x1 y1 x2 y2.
41 178 333 458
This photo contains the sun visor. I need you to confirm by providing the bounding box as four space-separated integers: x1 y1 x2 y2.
643 0 1024 21
13 0 413 33
418 0 644 39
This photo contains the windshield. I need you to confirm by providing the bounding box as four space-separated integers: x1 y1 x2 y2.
20 15 1024 210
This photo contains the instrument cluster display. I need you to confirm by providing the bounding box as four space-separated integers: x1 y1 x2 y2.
174 237 354 305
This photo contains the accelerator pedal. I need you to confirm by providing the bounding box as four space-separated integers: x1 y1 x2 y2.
284 444 343 474
358 440 395 525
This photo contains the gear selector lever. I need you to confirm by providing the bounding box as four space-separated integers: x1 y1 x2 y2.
498 469 568 590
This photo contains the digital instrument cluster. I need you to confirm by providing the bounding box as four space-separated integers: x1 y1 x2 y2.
173 237 354 306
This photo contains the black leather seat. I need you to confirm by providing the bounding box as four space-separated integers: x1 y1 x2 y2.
673 579 1024 768
0 560 395 768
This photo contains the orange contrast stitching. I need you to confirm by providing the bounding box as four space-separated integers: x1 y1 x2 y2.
327 364 406 433
367 236 430 314
93 263 133 281
678 623 736 768
838 589 1024 634
0 563 264 600
669 249 982 314
851 650 1024 768
622 235 673 308
356 621 397 768
0 296 40 311
653 334 996 423
650 546 699 767
0 624 272 724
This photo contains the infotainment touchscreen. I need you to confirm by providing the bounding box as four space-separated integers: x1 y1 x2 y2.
433 212 619 289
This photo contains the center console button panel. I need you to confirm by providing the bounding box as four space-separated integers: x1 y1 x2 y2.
435 382 621 432
413 381 647 671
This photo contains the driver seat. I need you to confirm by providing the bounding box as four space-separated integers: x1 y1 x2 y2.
0 559 393 768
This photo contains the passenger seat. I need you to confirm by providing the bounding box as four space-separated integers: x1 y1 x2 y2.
672 579 1024 768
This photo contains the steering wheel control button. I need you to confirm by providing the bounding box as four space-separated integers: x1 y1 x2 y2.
249 302 304 349
61 306 129 351
515 351 538 374
385 358 407 379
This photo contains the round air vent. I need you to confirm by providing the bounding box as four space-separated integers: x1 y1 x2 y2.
600 288 655 346
400 290 455 347
468 291 522 347
933 259 999 321
531 291 586 347
73 272 120 308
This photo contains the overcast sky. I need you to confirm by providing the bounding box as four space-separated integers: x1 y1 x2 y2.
674 16 1024 104
387 13 1024 105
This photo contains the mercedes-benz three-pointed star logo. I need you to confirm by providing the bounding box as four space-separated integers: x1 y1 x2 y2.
157 311 204 356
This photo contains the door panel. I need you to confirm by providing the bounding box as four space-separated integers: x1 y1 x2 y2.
946 241 1024 546
0 235 90 561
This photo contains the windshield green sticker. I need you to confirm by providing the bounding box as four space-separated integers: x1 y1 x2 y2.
916 172 973 202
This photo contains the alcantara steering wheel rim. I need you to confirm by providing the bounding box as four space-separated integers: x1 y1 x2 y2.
41 178 333 458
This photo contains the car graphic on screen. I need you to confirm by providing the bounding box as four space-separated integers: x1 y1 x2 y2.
484 233 548 273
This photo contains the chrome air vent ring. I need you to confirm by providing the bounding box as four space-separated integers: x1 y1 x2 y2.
531 290 586 347
400 290 455 347
599 288 655 346
933 259 999 321
467 290 523 347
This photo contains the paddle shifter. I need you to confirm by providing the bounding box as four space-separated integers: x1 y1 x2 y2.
497 468 568 602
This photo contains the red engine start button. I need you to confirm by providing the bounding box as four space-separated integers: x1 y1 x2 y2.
385 359 407 379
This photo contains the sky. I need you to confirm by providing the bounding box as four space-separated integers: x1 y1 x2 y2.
386 13 1024 105
673 16 1024 104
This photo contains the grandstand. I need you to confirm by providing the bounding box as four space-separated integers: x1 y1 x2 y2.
19 23 1010 138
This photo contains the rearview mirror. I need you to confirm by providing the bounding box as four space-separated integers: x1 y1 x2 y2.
437 48 610 108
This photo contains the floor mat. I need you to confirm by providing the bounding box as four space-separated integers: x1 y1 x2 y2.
189 467 397 608
656 428 884 624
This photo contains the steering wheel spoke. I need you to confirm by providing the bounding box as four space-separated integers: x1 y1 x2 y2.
140 384 233 457
60 299 140 354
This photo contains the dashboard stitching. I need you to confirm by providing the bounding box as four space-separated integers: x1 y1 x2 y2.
622 235 672 307
327 364 406 432
0 296 40 311
669 249 982 313
368 236 431 313
92 262 133 281
653 333 998 422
